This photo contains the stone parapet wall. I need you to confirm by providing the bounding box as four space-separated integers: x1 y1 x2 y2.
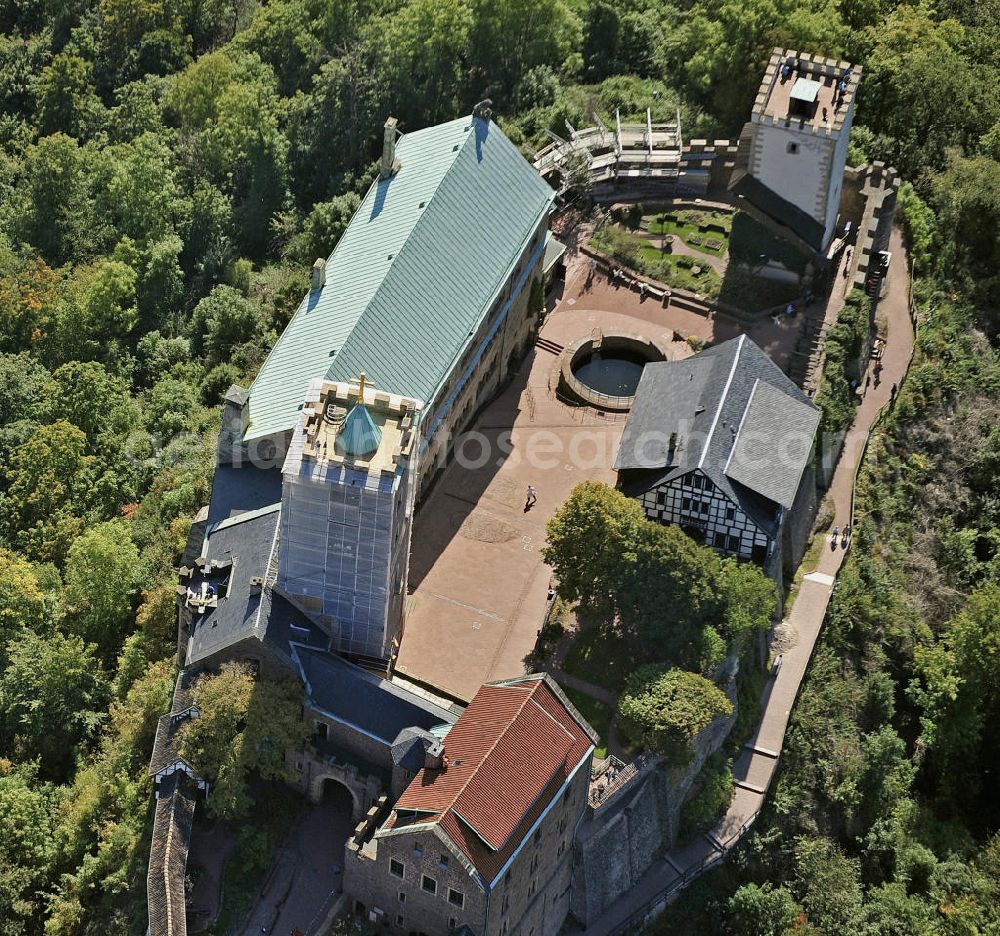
570 681 738 926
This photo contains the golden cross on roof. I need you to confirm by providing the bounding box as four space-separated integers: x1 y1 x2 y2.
356 372 367 400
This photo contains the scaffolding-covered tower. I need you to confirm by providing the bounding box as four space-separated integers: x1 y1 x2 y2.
278 376 422 661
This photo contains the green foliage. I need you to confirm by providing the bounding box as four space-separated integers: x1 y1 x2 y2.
617 665 733 764
726 882 800 936
63 519 141 656
177 663 311 819
0 629 108 779
814 290 871 436
544 482 774 671
681 752 734 838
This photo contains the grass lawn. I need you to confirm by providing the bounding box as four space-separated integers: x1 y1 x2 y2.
562 686 611 759
644 209 732 255
637 245 722 296
561 624 635 694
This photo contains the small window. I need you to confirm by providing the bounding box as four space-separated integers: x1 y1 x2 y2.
713 532 726 549
439 854 450 869
449 920 457 931
413 844 423 857
703 478 715 493
314 722 328 741
390 859 404 878
682 497 691 511
422 875 437 895
787 142 799 154
728 535 740 552
691 475 703 490
448 888 464 908
726 507 736 521
396 914 404 926
699 501 709 515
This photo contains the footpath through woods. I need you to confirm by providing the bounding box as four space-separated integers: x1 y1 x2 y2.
580 226 915 935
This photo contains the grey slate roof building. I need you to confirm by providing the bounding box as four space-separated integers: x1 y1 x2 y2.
615 335 819 568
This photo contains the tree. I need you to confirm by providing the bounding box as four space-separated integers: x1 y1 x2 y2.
177 663 310 818
190 283 261 365
63 519 141 655
284 192 361 266
0 352 49 423
469 0 581 99
0 259 61 354
0 550 46 655
11 133 98 265
0 420 91 563
373 0 473 125
726 882 800 936
542 481 645 617
0 629 108 779
793 836 864 933
913 584 1000 825
616 665 732 764
37 52 100 138
0 762 57 932
41 361 136 456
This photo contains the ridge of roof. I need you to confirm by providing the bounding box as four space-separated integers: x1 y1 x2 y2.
439 681 539 849
698 334 746 469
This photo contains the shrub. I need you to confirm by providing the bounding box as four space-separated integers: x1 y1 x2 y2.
617 665 733 764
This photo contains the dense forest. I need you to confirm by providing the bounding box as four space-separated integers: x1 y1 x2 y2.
0 0 998 931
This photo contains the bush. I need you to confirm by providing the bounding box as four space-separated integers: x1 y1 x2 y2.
680 753 734 837
617 665 733 764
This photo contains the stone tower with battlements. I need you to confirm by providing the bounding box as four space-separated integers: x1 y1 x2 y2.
740 48 860 253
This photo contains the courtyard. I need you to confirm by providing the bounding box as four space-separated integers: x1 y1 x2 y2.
589 201 809 314
393 239 814 705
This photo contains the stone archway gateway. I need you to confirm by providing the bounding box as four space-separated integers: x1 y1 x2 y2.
307 765 370 823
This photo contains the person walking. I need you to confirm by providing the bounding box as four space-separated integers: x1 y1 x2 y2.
525 485 537 511
831 526 840 549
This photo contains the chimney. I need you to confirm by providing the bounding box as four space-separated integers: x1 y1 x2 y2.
311 257 326 290
667 432 677 461
425 739 445 770
380 116 400 180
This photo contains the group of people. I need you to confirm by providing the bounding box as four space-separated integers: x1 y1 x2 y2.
831 524 851 549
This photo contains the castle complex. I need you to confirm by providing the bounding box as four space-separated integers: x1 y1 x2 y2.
147 51 892 936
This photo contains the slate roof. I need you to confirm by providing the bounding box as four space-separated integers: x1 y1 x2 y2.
724 379 821 509
206 464 282 526
292 645 455 744
391 726 443 773
383 675 595 884
244 115 554 442
615 335 819 534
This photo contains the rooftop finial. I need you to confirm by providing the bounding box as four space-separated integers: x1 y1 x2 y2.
357 372 367 400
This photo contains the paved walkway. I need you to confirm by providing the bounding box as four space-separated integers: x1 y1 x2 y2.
237 789 354 936
579 227 914 935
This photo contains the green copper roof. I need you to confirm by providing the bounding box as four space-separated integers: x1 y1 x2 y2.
243 115 554 442
337 403 382 457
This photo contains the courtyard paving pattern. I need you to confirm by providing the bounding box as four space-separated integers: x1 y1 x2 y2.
395 243 814 703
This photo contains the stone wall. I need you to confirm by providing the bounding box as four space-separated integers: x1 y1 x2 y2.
569 682 738 927
783 457 819 574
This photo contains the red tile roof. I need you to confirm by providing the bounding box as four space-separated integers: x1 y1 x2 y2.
385 676 594 882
